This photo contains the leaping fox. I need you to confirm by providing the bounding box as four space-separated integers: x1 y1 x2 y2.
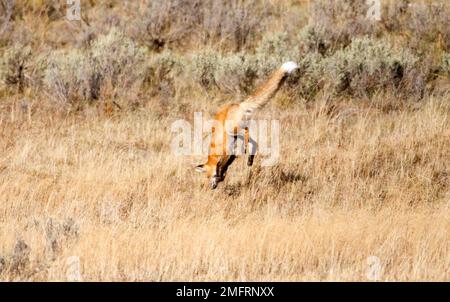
195 61 298 189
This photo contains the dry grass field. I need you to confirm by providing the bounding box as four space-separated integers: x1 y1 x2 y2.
1 95 448 281
0 0 449 281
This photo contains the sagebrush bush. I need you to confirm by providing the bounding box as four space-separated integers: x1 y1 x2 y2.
90 28 147 100
0 43 32 92
442 53 450 76
188 35 427 100
198 32 303 95
191 49 220 90
145 50 186 97
322 37 420 97
296 24 331 56
290 52 324 100
45 28 147 105
254 32 300 78
44 49 93 104
191 49 259 95
2 0 449 109
213 53 258 95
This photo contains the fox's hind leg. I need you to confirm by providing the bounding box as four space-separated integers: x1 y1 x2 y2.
245 128 257 167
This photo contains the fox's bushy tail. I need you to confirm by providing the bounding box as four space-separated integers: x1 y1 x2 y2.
239 61 298 115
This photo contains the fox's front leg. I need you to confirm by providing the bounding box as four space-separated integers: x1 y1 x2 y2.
211 155 236 189
220 155 236 179
210 135 237 189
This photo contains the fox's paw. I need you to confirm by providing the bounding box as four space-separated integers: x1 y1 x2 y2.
210 177 219 189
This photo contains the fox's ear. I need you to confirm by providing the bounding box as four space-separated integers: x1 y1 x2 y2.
195 164 206 173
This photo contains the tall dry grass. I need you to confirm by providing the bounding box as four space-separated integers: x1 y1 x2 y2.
0 95 448 281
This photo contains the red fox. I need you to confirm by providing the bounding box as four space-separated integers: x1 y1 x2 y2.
195 61 298 189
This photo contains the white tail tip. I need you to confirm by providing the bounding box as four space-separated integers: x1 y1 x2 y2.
281 61 298 74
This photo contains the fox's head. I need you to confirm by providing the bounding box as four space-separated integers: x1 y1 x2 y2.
195 161 220 189
195 162 214 177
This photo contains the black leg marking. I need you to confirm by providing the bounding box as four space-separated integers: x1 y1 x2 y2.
247 135 257 167
220 155 237 180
